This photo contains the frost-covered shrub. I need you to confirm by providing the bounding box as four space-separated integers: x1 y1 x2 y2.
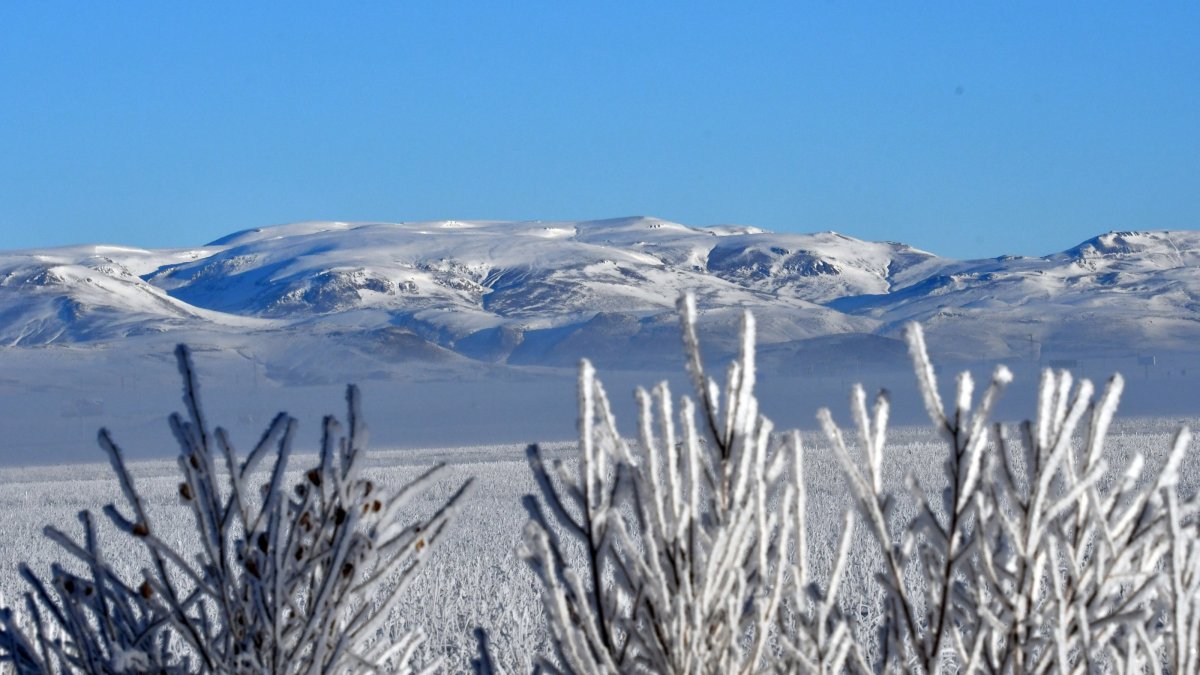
824 327 1196 672
520 293 1200 673
520 295 862 673
0 345 471 674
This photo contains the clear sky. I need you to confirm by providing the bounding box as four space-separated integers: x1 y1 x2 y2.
0 2 1196 259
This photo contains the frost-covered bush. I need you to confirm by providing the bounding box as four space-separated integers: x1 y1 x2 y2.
0 345 471 674
520 294 1200 673
519 296 864 673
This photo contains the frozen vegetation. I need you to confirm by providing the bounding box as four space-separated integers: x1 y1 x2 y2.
2 294 1200 672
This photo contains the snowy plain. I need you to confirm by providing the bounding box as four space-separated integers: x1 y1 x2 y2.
1 414 1197 671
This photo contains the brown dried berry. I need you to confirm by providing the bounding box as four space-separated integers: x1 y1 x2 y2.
139 581 154 599
178 483 193 501
63 578 75 593
132 522 150 537
257 533 269 554
341 562 354 578
372 500 382 512
334 506 347 525
306 469 322 487
415 538 425 552
245 559 260 578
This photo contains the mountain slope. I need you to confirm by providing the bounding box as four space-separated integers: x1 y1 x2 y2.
0 245 274 345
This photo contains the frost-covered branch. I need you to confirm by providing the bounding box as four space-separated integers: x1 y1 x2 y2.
0 345 472 674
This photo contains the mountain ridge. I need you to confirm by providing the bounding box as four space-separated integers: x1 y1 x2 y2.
2 218 1198 379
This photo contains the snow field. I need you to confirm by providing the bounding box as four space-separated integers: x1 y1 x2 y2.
1 420 1194 670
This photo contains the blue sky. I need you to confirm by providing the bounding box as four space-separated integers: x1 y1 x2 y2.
0 2 1196 259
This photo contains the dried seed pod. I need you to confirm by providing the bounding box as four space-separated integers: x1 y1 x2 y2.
139 581 154 599
307 468 322 487
257 532 269 554
178 482 193 501
341 562 354 578
334 506 347 525
132 522 150 537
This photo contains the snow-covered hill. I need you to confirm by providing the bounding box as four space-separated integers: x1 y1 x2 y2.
830 231 1200 359
2 219 1198 380
0 245 275 345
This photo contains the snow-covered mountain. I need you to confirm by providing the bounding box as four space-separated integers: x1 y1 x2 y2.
2 219 1198 381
